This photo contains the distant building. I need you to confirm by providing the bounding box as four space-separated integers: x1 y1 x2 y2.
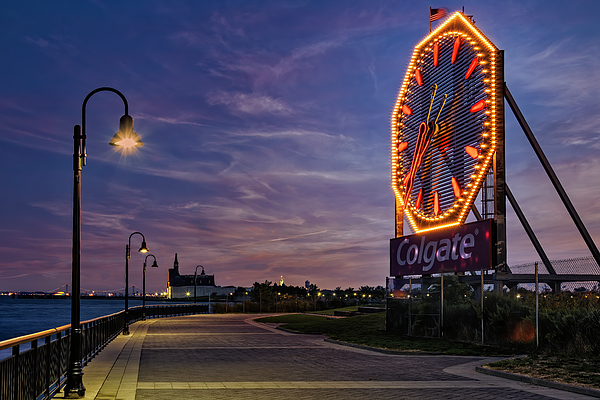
166 253 235 299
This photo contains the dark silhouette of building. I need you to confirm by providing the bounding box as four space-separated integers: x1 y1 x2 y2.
168 253 215 287
167 253 235 299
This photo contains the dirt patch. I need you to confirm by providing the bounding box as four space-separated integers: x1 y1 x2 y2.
486 354 600 390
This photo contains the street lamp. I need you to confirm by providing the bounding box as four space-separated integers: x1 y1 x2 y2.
142 254 159 320
194 265 204 305
124 231 149 335
276 292 281 313
226 292 231 312
64 87 142 398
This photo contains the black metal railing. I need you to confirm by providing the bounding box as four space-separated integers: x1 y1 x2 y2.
0 303 208 400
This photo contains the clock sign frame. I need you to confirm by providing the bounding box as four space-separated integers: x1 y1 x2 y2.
391 12 504 234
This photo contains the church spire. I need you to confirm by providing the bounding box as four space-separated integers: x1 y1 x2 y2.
173 253 179 274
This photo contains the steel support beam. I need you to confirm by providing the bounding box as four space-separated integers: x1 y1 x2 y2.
494 51 507 275
504 83 600 270
505 183 557 274
470 203 482 221
395 198 404 238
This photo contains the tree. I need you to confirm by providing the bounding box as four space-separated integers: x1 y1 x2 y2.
374 285 387 300
430 274 472 304
335 286 343 297
251 280 275 312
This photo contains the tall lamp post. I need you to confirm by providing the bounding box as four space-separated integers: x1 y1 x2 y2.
124 232 149 335
143 254 159 320
64 87 143 398
194 265 204 304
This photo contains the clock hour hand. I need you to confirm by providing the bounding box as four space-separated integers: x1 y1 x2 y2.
403 121 435 205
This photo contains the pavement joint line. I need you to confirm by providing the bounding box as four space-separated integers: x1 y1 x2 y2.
135 380 502 390
142 346 326 349
146 332 280 335
53 322 142 399
92 320 152 400
114 322 148 400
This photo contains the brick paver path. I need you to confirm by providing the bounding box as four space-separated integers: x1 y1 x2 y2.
66 314 595 399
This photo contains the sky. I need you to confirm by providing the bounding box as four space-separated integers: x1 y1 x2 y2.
1 0 600 294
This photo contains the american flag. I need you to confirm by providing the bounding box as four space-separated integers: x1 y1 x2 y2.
430 8 447 22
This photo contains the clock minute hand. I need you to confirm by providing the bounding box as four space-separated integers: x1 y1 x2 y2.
403 85 438 192
433 94 448 125
426 84 438 124
402 93 447 207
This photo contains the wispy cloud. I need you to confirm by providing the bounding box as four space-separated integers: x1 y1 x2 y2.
134 113 210 127
206 91 292 114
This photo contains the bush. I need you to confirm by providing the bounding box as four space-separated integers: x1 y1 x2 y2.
387 289 600 355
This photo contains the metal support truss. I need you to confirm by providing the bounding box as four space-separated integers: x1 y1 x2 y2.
505 183 556 274
504 83 600 269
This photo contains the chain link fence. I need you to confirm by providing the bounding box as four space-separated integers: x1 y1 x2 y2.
510 255 600 275
510 255 600 291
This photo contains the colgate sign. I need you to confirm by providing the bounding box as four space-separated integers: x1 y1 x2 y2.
390 219 493 276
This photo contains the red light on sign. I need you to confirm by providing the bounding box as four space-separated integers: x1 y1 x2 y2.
402 104 413 115
451 177 461 198
465 145 479 159
451 37 461 64
470 99 486 112
464 57 478 79
433 42 439 67
415 69 423 86
398 142 408 152
415 188 423 209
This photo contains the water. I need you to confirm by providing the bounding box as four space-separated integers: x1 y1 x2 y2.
0 296 172 342
0 296 210 361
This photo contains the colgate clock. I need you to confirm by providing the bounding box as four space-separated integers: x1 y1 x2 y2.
391 12 503 234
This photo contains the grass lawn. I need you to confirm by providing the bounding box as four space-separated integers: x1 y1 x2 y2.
307 306 360 315
309 305 385 316
256 312 510 356
485 354 600 390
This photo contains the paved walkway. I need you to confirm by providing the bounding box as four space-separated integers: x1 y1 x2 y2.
56 314 596 399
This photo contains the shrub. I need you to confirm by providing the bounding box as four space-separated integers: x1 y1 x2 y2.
387 289 600 355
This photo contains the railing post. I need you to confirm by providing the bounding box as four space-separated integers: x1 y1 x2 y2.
30 338 38 399
13 344 20 399
46 335 51 399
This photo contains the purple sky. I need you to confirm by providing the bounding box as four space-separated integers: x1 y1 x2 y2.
1 1 600 294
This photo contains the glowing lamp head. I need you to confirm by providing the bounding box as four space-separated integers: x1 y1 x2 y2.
138 240 149 253
109 114 143 148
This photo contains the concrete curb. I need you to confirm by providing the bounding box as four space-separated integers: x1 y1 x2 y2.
276 326 322 335
323 338 443 355
476 365 600 398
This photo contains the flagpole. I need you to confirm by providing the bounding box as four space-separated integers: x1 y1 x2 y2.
429 7 432 32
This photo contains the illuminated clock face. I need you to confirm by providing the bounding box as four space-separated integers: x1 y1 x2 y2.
391 12 501 233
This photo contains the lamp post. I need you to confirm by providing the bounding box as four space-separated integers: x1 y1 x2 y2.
64 87 143 399
143 254 159 320
124 232 149 335
194 265 204 305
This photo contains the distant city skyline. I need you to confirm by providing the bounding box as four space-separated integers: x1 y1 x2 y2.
2 1 600 293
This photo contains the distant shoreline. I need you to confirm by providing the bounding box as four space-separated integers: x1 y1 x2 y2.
1 293 172 301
